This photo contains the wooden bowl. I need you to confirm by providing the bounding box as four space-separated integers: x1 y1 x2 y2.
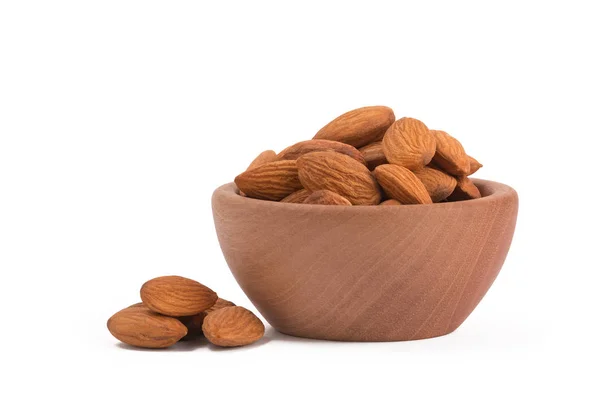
212 179 518 341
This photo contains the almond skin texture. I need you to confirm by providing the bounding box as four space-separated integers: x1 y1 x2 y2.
280 189 312 204
379 199 402 206
179 298 236 339
206 298 236 313
140 276 218 317
202 306 265 347
447 176 482 201
234 160 302 201
303 190 352 206
107 303 188 348
246 150 277 171
313 106 395 148
277 139 366 165
359 141 387 170
413 167 457 202
467 155 483 176
297 151 381 205
430 130 470 176
382 117 436 170
373 164 432 204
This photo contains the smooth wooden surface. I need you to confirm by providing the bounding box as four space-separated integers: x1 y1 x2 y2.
212 179 518 341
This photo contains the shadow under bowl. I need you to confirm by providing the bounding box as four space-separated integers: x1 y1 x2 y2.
212 179 518 342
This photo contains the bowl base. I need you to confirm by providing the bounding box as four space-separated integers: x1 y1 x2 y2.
273 325 460 342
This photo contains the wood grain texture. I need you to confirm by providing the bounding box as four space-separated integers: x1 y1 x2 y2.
212 179 518 341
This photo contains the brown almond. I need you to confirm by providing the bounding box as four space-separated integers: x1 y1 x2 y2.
303 190 352 206
202 306 265 347
179 298 236 339
373 164 432 204
277 139 366 165
297 152 381 205
382 117 436 170
413 167 457 202
430 130 470 175
280 189 312 204
447 176 482 201
141 275 218 317
467 155 483 176
119 302 146 312
313 106 395 148
234 160 302 201
359 141 387 170
379 199 402 206
246 150 277 171
207 297 236 313
107 303 188 348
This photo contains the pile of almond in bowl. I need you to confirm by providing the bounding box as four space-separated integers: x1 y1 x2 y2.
107 276 264 349
235 106 483 205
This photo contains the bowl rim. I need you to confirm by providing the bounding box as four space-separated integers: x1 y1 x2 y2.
213 178 517 211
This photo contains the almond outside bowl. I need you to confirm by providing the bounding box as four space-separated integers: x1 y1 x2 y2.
211 179 518 341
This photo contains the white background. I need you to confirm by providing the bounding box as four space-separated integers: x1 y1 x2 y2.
1 1 599 399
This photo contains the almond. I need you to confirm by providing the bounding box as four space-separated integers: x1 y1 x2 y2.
202 306 265 347
234 160 302 201
280 189 312 204
297 151 381 205
107 303 188 348
179 298 236 339
379 199 402 206
277 139 366 165
303 190 352 206
467 155 483 176
447 176 482 201
246 150 277 171
430 130 470 176
382 117 436 170
413 167 457 202
206 298 236 313
119 302 146 311
140 276 218 317
313 106 395 148
373 164 432 204
359 141 387 170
